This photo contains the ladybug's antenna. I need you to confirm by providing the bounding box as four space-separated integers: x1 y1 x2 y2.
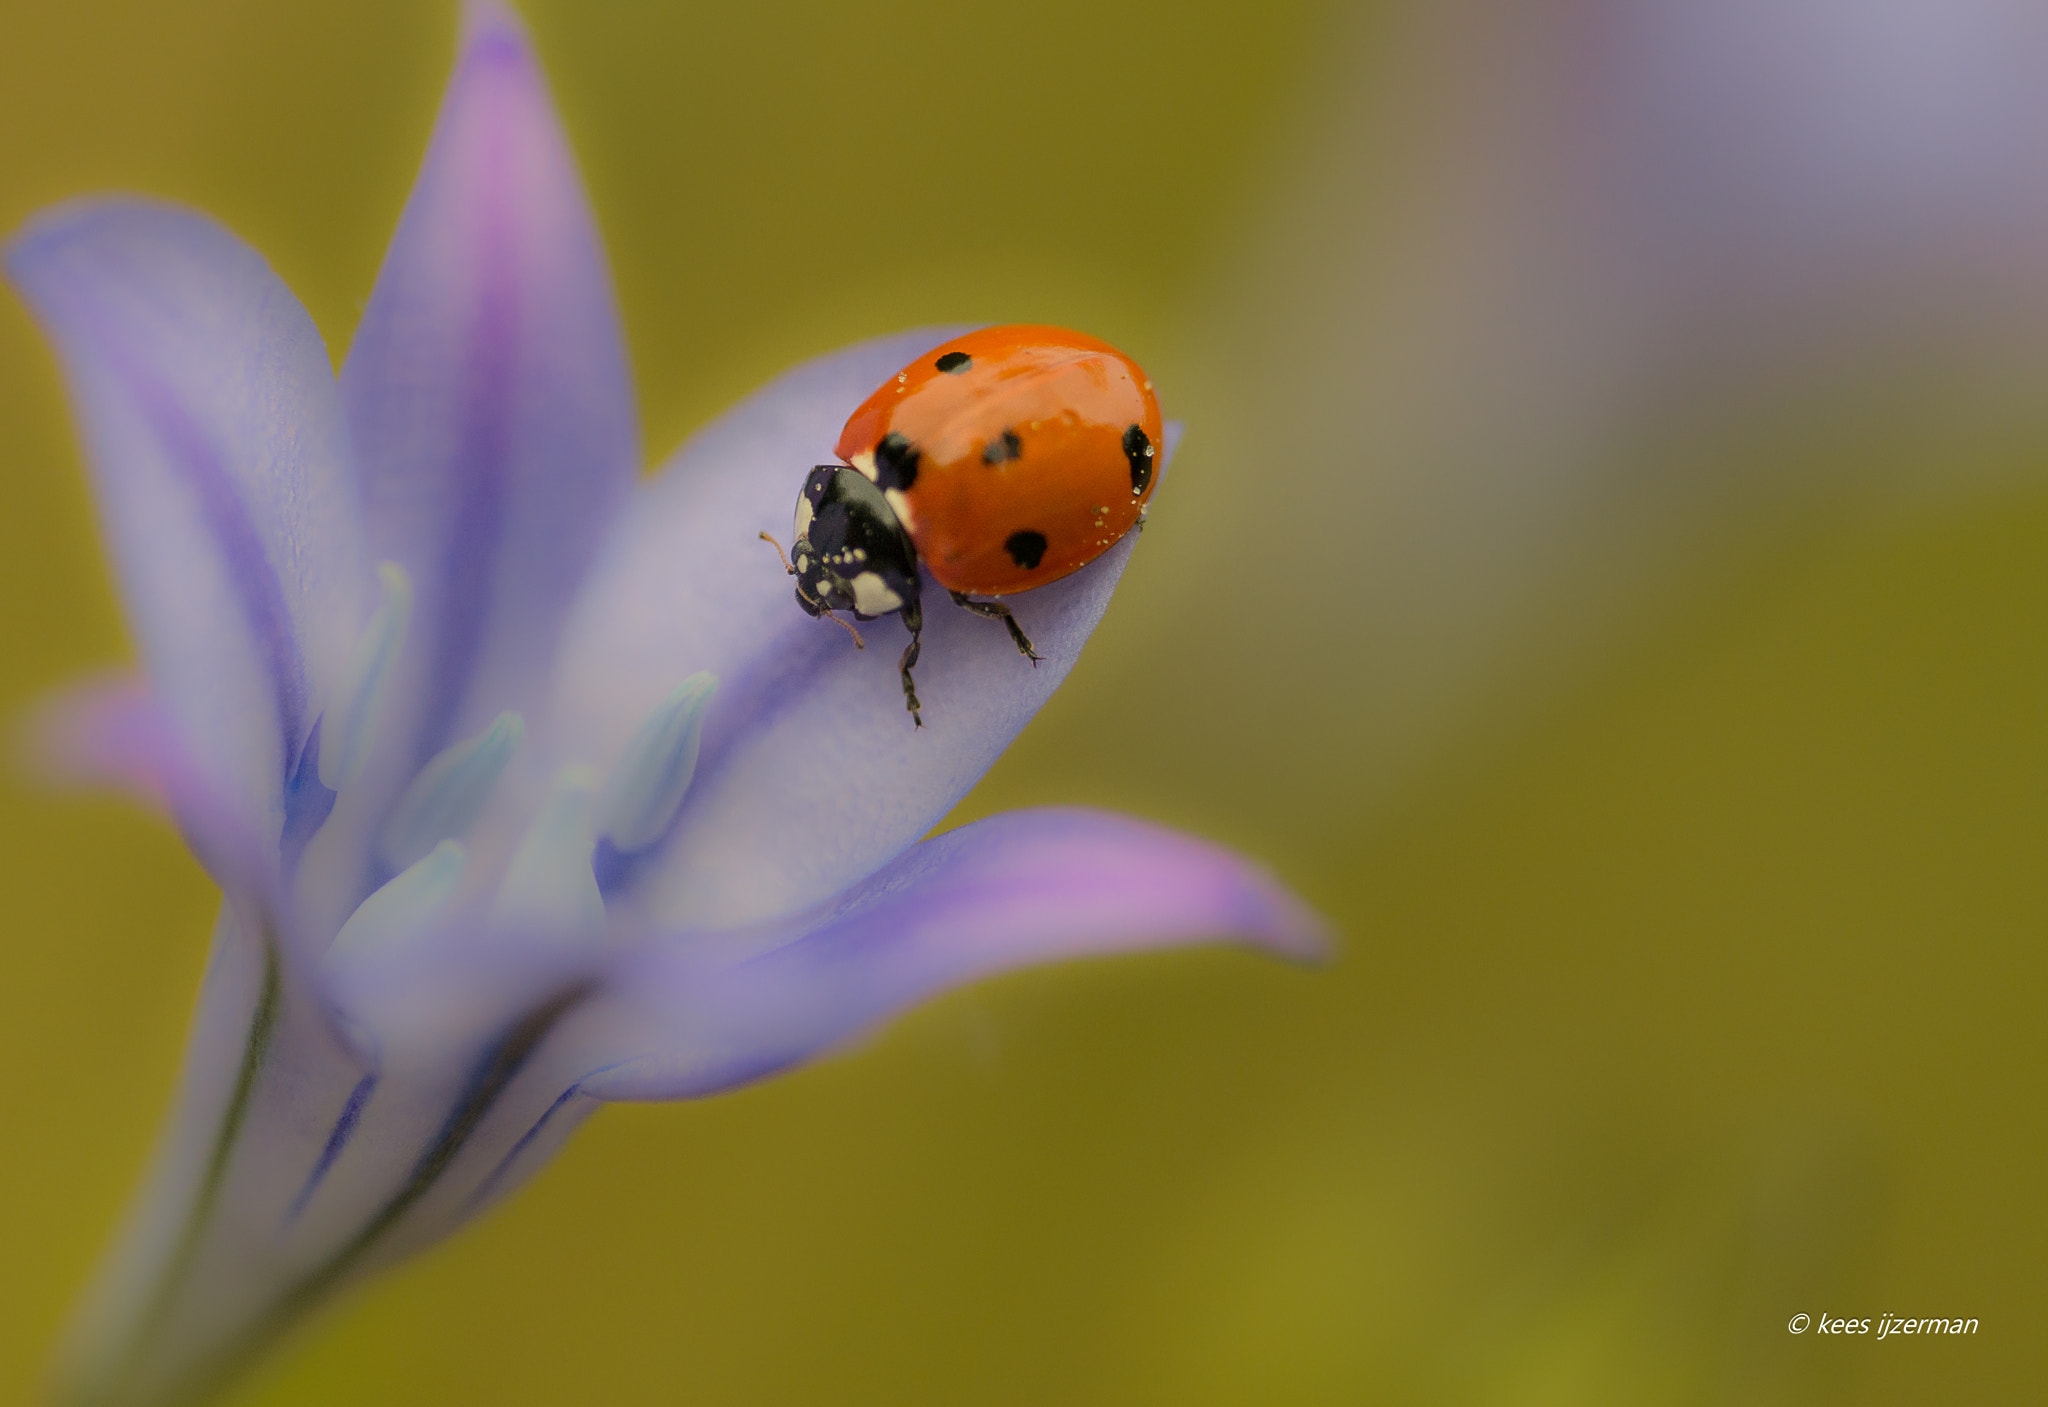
760 532 865 650
818 611 866 650
758 531 797 576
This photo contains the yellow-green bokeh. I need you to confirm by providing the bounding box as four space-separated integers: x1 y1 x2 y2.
1 3 2041 1405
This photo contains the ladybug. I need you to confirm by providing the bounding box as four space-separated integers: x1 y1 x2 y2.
766 324 1163 726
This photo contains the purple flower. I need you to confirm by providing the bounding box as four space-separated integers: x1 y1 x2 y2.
7 5 1322 1404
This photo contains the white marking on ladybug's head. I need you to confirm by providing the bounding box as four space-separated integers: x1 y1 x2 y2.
793 492 815 539
849 449 878 481
883 487 917 534
848 571 905 616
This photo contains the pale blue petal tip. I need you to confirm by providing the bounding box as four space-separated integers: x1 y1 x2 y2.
492 767 606 943
596 672 718 854
319 563 412 791
329 839 467 966
377 711 523 869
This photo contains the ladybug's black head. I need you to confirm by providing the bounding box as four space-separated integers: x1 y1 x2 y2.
790 464 923 622
787 534 848 617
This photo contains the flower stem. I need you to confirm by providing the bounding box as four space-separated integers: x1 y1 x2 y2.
159 981 592 1407
85 937 281 1406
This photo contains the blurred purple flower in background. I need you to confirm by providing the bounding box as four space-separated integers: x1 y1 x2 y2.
7 4 1322 1403
1182 0 2048 823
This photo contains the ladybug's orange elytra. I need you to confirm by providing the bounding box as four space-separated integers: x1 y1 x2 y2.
834 324 1163 597
778 325 1162 727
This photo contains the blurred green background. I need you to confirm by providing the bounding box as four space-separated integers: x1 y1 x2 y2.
2 1 2043 1403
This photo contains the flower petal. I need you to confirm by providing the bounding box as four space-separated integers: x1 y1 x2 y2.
577 808 1327 1102
242 804 1319 1318
548 331 1173 929
7 202 368 859
22 675 289 902
341 0 637 791
23 672 178 805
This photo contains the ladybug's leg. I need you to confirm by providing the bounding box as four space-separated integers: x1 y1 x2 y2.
949 590 1040 664
898 598 924 728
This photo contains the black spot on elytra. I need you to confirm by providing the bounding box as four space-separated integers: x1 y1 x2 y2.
874 432 919 490
1123 424 1154 496
935 351 972 374
1005 530 1048 570
982 429 1023 465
